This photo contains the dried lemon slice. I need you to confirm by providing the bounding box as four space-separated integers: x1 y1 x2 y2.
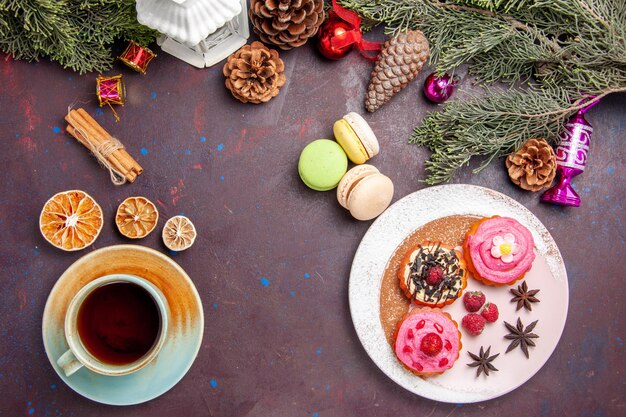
115 196 159 239
39 190 103 251
162 216 196 251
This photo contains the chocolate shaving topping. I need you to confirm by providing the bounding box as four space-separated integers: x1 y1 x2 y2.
504 318 539 358
510 281 540 311
467 346 499 377
406 242 463 304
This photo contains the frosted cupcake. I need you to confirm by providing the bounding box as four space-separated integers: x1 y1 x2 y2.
463 216 535 286
394 308 462 376
398 242 468 307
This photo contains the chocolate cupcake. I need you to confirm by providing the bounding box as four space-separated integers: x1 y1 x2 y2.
398 241 468 307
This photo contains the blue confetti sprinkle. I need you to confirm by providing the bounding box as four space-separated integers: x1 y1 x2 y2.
583 187 591 193
179 212 185 216
289 291 295 297
140 147 148 155
185 149 191 155
65 141 70 145
68 76 72 80
52 126 61 134
618 337 622 341
94 108 104 116
29 408 35 415
200 136 206 143
212 303 218 309
168 250 178 257
217 143 224 151
313 413 318 417
219 175 225 181
151 91 157 99
304 273 310 279
210 379 217 388
608 167 615 174
325 385 330 391
50 384 56 390
260 277 270 287
15 133 20 138
315 348 322 355
27 402 32 406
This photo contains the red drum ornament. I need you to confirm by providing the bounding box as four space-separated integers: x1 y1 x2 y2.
96 74 125 122
118 41 156 74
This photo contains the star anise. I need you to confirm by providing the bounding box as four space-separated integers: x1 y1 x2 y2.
467 346 499 377
504 318 539 358
510 281 540 311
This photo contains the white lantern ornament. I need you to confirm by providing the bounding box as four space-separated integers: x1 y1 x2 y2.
136 0 249 68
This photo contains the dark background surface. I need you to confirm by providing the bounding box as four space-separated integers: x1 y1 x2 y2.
1 19 625 417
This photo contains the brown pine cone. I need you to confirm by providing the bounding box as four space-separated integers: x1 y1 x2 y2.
506 138 557 191
223 41 287 104
365 30 430 112
249 0 324 50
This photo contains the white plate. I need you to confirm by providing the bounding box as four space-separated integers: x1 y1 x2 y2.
349 185 568 403
42 245 204 405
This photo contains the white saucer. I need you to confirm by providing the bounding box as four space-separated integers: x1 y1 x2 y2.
42 245 204 405
349 185 568 403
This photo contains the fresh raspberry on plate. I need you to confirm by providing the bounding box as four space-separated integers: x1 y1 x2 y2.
481 302 499 323
462 313 486 336
463 291 486 312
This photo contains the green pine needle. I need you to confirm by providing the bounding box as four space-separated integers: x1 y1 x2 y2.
0 0 157 74
341 0 626 183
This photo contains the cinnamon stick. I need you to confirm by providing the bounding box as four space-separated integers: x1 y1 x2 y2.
67 109 137 176
76 109 143 176
66 125 137 183
65 108 142 183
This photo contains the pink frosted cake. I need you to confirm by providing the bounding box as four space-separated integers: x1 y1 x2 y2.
463 216 535 286
394 308 462 376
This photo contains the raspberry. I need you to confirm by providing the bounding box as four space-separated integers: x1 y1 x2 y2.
481 302 499 323
461 313 486 336
463 291 486 312
420 332 443 356
425 265 445 286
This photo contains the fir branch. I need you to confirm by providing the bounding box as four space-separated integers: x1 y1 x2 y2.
0 0 157 73
411 87 569 184
341 0 626 183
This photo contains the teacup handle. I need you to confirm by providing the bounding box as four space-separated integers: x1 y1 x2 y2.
57 349 83 377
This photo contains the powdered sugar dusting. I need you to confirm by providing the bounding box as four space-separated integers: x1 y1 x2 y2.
349 185 568 403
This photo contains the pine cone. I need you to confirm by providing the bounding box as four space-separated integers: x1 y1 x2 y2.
365 30 430 112
506 138 557 191
249 0 324 50
223 41 287 104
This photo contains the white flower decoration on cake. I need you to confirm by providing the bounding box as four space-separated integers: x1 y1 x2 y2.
491 233 519 263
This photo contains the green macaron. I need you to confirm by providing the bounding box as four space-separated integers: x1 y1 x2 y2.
298 139 348 191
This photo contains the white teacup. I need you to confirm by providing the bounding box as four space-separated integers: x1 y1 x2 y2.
57 274 169 377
